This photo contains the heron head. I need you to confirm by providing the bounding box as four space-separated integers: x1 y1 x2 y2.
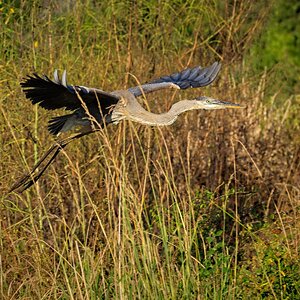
195 96 244 110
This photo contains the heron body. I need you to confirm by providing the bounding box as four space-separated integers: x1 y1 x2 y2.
11 62 243 192
21 62 241 135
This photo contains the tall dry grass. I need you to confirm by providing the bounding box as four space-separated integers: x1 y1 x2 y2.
0 0 299 298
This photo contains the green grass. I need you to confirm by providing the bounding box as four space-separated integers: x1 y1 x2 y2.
1 0 300 299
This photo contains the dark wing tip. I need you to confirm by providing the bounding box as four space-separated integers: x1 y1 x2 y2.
149 61 222 90
20 70 75 110
21 69 120 111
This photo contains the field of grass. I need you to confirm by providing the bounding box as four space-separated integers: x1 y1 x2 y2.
1 0 300 299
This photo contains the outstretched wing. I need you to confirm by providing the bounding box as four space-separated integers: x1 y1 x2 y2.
21 70 120 111
128 61 221 97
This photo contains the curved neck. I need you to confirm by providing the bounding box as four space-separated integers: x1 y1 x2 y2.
122 99 200 126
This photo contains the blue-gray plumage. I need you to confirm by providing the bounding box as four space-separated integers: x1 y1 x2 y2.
127 61 221 96
148 61 221 90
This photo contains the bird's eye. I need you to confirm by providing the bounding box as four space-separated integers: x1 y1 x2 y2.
206 100 211 104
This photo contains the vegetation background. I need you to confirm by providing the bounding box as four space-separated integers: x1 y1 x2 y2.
1 0 299 298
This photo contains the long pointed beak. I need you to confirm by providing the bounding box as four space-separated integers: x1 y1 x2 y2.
216 100 245 109
195 96 245 109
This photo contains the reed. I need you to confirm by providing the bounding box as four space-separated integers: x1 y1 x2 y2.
0 1 299 298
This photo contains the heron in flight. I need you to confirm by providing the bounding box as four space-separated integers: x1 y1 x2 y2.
10 62 242 192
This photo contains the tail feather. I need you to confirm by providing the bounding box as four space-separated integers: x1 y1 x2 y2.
48 114 72 135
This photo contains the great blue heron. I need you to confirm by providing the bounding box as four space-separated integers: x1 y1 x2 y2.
10 62 243 192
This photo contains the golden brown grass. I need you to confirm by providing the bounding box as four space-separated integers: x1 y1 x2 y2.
0 0 299 299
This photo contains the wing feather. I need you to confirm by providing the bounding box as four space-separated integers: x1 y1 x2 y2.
170 72 181 81
163 61 220 89
188 67 201 80
21 70 120 111
180 68 191 81
128 62 221 97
